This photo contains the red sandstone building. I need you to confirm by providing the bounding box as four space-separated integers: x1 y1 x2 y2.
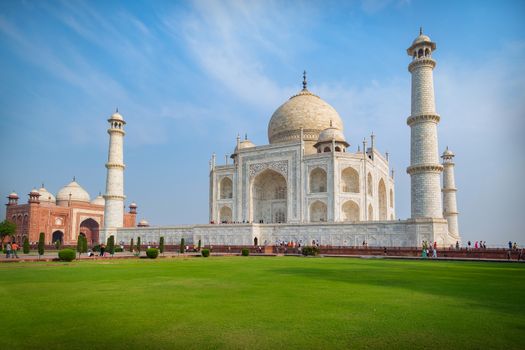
5 179 137 245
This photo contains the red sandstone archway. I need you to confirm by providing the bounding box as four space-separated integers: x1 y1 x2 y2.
79 218 99 245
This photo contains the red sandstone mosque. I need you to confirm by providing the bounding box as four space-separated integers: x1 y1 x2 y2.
5 179 139 245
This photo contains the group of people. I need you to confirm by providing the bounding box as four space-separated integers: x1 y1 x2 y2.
4 242 20 259
465 240 487 250
421 240 438 258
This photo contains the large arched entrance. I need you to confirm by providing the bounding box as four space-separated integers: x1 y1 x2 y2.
52 230 64 244
378 179 387 220
219 206 232 223
79 218 99 245
251 169 287 224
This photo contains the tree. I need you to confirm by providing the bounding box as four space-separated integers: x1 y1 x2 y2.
136 237 141 253
38 232 45 258
76 235 83 258
23 236 30 254
159 236 165 255
107 235 115 256
180 238 185 254
0 220 16 240
197 239 202 252
130 238 134 253
81 236 88 254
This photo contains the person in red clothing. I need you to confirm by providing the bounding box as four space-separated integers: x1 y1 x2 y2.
11 242 19 258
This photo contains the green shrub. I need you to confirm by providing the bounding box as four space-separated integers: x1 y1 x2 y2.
129 238 134 252
58 249 76 262
241 248 250 256
146 248 159 259
201 249 210 257
180 238 185 253
92 244 101 252
107 235 115 255
159 236 165 254
54 240 61 250
38 232 45 257
136 237 141 253
197 239 202 251
301 246 320 256
114 246 123 253
23 236 30 254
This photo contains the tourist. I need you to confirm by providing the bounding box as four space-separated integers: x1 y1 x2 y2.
512 242 517 250
5 242 12 258
100 244 106 257
508 241 512 250
474 241 478 249
11 241 19 258
455 241 459 250
432 246 437 258
467 241 471 251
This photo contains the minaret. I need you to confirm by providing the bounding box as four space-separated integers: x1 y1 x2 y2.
406 28 443 219
441 147 459 238
103 109 126 229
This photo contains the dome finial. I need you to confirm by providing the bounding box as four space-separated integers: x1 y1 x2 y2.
116 107 119 113
73 176 76 182
302 70 307 90
245 133 248 140
419 26 423 35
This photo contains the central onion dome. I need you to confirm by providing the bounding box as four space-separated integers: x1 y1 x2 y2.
268 73 344 144
56 179 91 206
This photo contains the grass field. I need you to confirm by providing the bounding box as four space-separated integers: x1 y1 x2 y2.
1 256 524 349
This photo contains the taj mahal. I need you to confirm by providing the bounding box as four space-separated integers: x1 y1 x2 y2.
6 30 461 248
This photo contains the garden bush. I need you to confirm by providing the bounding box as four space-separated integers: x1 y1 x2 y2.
241 248 250 256
146 248 159 259
58 249 76 262
114 246 123 253
301 246 320 256
201 249 210 257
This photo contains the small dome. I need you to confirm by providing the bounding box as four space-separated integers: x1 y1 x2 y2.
109 111 124 122
56 180 91 205
30 188 40 195
442 147 455 158
316 126 347 144
235 139 256 153
38 186 56 204
91 194 105 206
268 88 344 144
138 219 149 227
412 34 431 46
129 202 137 208
8 192 19 199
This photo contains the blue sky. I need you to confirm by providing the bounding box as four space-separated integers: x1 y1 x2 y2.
1 0 524 246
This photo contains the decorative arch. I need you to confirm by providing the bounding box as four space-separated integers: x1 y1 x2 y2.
378 179 387 220
219 177 233 199
368 204 374 221
219 206 232 223
309 200 327 222
251 169 287 224
79 218 99 245
390 189 394 208
323 146 331 152
341 200 360 222
309 168 327 193
52 230 64 244
367 173 373 196
341 167 359 193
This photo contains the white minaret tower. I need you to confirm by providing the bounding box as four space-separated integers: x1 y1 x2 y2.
103 109 126 230
441 147 459 238
406 28 443 219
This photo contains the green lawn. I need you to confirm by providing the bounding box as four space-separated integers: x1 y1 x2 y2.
1 257 524 349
